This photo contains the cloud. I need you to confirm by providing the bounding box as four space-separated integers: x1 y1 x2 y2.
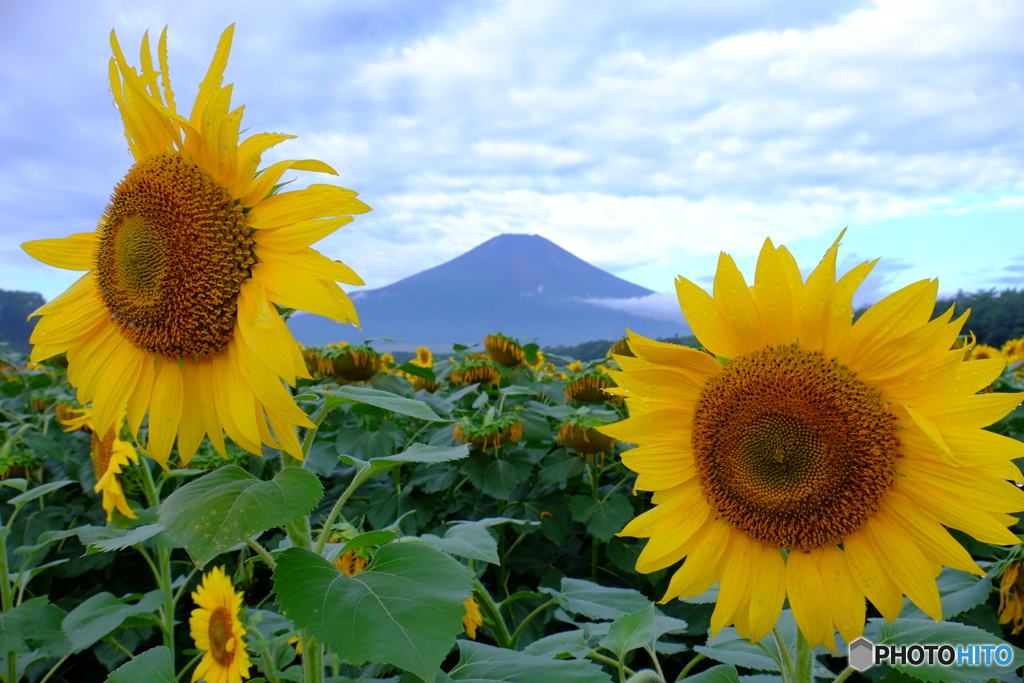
582 291 686 323
2 0 1022 303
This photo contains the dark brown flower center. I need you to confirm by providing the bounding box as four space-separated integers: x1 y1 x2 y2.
692 345 900 550
209 606 235 665
97 153 255 360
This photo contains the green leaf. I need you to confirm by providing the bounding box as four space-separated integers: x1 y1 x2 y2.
448 640 613 682
421 518 536 564
538 454 584 488
545 578 651 621
367 443 470 469
87 524 165 553
63 590 166 653
337 530 400 557
160 465 323 567
0 478 28 493
900 568 994 620
0 595 70 656
695 627 780 672
523 628 600 659
314 385 450 421
569 495 632 541
600 604 657 660
7 480 73 505
866 618 1024 682
397 362 437 382
464 451 532 500
104 645 176 682
684 665 742 683
273 543 473 683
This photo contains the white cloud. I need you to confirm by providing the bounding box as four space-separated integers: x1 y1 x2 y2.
583 291 686 323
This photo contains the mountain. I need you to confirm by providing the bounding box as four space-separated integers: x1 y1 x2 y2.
287 233 689 348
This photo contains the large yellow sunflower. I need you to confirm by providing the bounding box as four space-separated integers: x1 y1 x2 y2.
600 234 1024 650
60 407 139 522
190 566 250 683
22 26 369 468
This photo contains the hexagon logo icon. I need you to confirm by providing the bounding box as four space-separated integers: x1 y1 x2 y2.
848 637 875 671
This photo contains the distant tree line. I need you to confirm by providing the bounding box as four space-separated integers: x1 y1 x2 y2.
0 289 44 357
853 288 1023 348
545 334 700 361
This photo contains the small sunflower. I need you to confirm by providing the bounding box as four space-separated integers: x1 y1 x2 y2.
600 233 1024 650
558 417 615 455
968 343 1001 361
565 371 617 403
323 344 381 382
999 556 1024 635
60 407 139 521
484 333 526 367
463 596 484 640
22 26 369 468
334 550 369 576
190 566 251 683
607 337 636 359
449 359 503 386
454 415 522 451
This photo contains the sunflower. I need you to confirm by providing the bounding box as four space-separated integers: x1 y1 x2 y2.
967 343 1001 361
484 333 525 367
334 550 369 576
453 415 523 451
999 557 1024 635
190 566 251 683
600 234 1024 650
60 407 139 521
21 26 369 468
463 596 484 640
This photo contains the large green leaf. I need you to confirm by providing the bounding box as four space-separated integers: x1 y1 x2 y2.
62 590 166 653
314 385 450 421
273 543 473 682
464 451 532 499
0 596 70 657
160 465 323 567
87 523 165 553
7 480 73 505
866 618 1024 682
523 628 600 659
544 578 651 621
104 646 176 682
569 495 632 541
899 568 993 620
694 626 780 673
447 641 613 682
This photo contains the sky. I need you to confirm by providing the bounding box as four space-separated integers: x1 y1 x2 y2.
1 0 1021 327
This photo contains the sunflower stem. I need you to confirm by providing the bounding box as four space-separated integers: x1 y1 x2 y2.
772 626 793 683
137 458 176 654
675 652 706 680
508 599 555 648
314 464 375 555
832 667 855 683
793 627 814 683
301 636 324 683
472 577 513 648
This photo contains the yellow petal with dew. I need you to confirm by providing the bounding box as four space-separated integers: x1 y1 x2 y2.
148 359 184 468
710 529 754 636
844 530 904 622
660 519 730 602
881 487 982 576
818 545 865 645
241 159 338 206
786 549 831 648
897 476 1021 545
255 245 365 285
247 184 370 229
22 233 97 271
751 238 799 347
712 251 764 355
253 216 353 252
674 276 737 358
746 542 786 643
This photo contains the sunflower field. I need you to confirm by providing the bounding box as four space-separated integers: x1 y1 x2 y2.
6 23 1024 683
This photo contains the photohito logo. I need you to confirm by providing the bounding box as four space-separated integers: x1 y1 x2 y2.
848 638 1014 671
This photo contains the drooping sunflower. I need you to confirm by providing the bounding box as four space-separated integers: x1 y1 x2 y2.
600 234 1024 650
22 26 368 468
60 407 139 521
190 566 251 683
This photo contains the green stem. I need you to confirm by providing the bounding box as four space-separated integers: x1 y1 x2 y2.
247 538 277 569
645 646 665 682
675 653 706 681
314 464 376 555
793 628 813 683
301 636 323 683
773 626 793 683
508 599 555 648
586 651 634 676
472 578 513 649
832 667 855 683
138 460 175 653
36 655 71 683
1 510 15 683
177 651 204 682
